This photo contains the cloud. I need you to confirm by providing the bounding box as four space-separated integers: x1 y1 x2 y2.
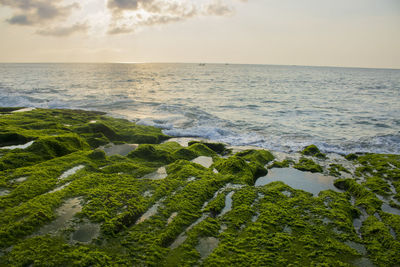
0 0 79 26
205 1 234 16
107 0 237 34
36 22 88 37
108 0 155 13
0 0 245 36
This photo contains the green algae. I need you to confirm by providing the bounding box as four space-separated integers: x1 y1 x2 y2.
268 159 292 169
1 107 399 266
345 153 359 161
187 141 228 155
334 178 382 214
212 156 263 185
235 149 274 165
293 157 323 173
329 163 351 177
301 144 327 159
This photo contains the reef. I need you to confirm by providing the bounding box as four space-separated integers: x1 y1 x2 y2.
0 108 399 266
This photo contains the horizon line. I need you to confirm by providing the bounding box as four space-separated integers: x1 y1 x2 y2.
0 61 399 71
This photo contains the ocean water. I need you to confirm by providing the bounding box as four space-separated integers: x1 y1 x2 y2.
0 63 399 154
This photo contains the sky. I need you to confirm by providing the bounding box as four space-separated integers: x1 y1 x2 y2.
0 0 399 68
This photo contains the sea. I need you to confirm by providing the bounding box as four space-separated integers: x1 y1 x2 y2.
0 63 399 155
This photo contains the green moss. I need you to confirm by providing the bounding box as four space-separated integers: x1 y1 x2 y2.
171 143 217 162
187 141 228 155
345 153 358 161
269 159 292 169
293 157 323 173
0 134 89 171
363 176 391 196
360 216 400 266
88 149 106 161
101 162 154 177
186 143 216 157
301 145 326 159
0 132 32 146
171 148 198 161
127 144 174 165
212 156 265 185
1 108 399 266
328 164 350 177
203 191 228 216
235 149 274 165
334 178 382 214
0 107 23 113
2 236 129 266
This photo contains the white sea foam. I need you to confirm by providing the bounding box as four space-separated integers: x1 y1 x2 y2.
1 63 399 155
1 141 34 150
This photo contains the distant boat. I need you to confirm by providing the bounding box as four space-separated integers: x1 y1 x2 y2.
199 63 206 66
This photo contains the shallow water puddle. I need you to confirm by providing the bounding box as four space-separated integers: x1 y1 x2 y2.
12 107 36 113
142 167 168 180
344 241 367 255
202 183 243 210
136 198 166 224
170 213 210 249
196 237 219 259
187 176 196 182
192 156 213 168
59 165 85 180
381 203 400 216
251 212 260 222
71 223 100 243
143 190 153 198
12 177 28 183
219 191 234 217
170 234 187 250
353 207 368 237
388 226 397 238
167 212 178 225
0 188 10 196
1 141 34 150
283 225 292 234
49 182 71 193
219 224 228 233
38 197 83 235
255 168 339 196
353 257 375 267
99 143 138 156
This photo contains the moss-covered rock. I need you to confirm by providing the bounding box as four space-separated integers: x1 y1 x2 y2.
268 159 293 169
212 156 267 185
235 149 274 165
345 153 358 161
0 132 32 147
334 178 382 214
293 157 323 173
1 108 399 266
0 134 89 171
187 141 228 155
127 144 174 164
328 163 350 177
301 145 327 159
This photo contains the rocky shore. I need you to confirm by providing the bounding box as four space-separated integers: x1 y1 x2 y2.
0 108 399 266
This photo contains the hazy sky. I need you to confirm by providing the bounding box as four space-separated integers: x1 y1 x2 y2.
0 0 399 68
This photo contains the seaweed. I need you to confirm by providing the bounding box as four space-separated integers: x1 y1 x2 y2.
1 107 399 266
293 157 323 173
301 145 327 159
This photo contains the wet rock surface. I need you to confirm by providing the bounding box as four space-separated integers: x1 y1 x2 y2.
0 108 399 266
